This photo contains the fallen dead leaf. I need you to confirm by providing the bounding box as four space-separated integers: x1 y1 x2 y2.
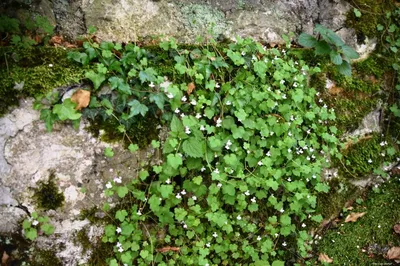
345 212 366 223
50 35 64 45
2 251 9 264
187 82 195 95
71 89 91 110
328 86 343 95
387 246 400 262
156 246 180 253
318 253 333 263
394 224 400 234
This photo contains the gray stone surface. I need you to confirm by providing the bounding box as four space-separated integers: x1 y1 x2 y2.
0 99 158 264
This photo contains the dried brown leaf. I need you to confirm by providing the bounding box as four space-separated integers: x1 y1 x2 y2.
50 35 64 45
187 82 195 95
2 251 9 264
318 253 333 263
394 224 400 234
387 247 400 261
345 212 366 223
71 89 91 110
156 246 180 253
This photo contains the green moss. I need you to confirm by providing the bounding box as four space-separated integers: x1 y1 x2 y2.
345 0 395 39
33 172 65 210
0 46 86 116
327 96 377 133
86 113 160 149
74 228 92 254
317 179 400 265
353 54 389 79
317 179 362 219
31 249 62 266
337 134 388 179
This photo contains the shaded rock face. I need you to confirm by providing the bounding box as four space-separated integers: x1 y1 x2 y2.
0 99 158 264
2 0 356 47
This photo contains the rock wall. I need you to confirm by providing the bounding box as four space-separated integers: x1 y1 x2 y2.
2 0 358 46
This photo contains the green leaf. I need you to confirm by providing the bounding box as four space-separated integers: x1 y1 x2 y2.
85 70 106 90
53 99 82 121
271 260 285 266
377 24 384 31
182 137 205 158
128 144 139 152
167 154 183 169
341 45 359 59
140 250 149 259
337 61 352 76
253 61 268 78
25 228 37 241
292 89 304 103
353 8 361 17
315 41 331 55
139 67 157 83
128 100 149 117
104 147 114 158
139 170 149 181
40 109 57 132
159 185 173 198
117 186 129 198
171 115 184 133
149 93 165 110
109 259 118 266
115 210 128 222
109 76 131 95
390 104 400 117
174 208 188 221
330 50 343 65
41 223 55 235
298 33 318 48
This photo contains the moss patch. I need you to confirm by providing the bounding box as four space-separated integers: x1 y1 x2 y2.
317 179 400 265
33 172 65 210
345 0 395 40
30 249 62 266
0 46 86 116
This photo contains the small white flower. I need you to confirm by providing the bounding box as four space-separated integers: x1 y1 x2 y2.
213 232 218 238
323 104 327 108
181 190 187 195
190 99 197 105
368 159 373 164
288 148 291 153
149 82 155 88
216 83 220 88
214 168 220 174
251 197 256 203
270 131 274 136
166 179 171 184
216 118 222 127
32 220 39 226
116 227 122 234
176 193 182 199
217 183 222 188
181 96 187 102
293 82 298 88
113 177 122 183
282 94 287 99
316 92 320 96
258 161 263 166
206 242 211 247
288 131 292 137
106 182 112 189
244 190 250 196
237 215 242 220
175 108 180 114
287 178 292 182
201 167 206 172
167 93 174 99
196 113 202 119
116 242 122 248
280 80 285 84
226 140 232 146
312 175 316 179
280 208 284 213
302 223 306 228
200 125 206 131
183 224 187 229
192 195 197 201
118 247 124 253
252 55 257 61
282 242 287 247
266 151 271 157
257 236 262 241
185 126 191 134
378 224 381 228
226 100 231 105
274 233 279 237
48 63 53 67
380 141 386 146
137 210 142 216
306 156 310 161
241 51 246 56
309 147 314 152
319 98 323 103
